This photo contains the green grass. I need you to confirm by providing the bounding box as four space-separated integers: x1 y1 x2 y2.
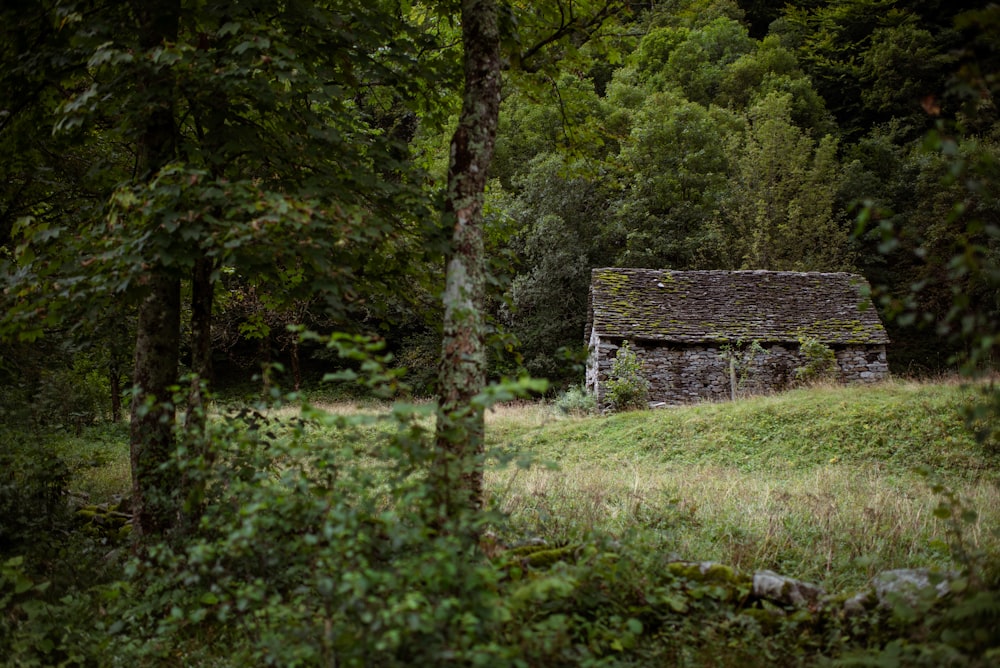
481 379 1000 591
487 380 992 473
62 379 1000 592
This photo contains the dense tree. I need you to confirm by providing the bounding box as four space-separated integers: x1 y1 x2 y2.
721 92 853 270
3 0 451 537
502 153 617 379
613 91 737 268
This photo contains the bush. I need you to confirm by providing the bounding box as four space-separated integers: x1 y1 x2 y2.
0 556 111 667
0 437 72 556
101 338 532 667
605 341 650 412
101 402 515 667
0 345 112 432
553 385 597 416
795 336 838 383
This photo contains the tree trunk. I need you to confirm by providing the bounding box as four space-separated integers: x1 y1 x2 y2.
730 356 737 402
186 254 214 429
128 0 181 539
433 0 501 526
180 254 214 532
108 304 129 423
109 365 122 423
290 337 301 392
130 274 181 537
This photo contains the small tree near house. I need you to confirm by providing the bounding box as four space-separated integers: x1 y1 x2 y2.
606 340 651 412
795 336 838 383
719 339 768 401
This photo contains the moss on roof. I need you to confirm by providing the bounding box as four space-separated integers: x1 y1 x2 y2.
588 268 889 345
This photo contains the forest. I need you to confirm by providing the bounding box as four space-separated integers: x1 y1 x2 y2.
1 0 999 665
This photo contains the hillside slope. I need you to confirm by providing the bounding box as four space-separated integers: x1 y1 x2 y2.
489 381 997 475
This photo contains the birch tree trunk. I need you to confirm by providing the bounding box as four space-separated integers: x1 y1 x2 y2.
434 0 501 524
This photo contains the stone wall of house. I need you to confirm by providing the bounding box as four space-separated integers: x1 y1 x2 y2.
588 336 889 406
836 346 889 382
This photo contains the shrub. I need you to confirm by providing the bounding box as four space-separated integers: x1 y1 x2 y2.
101 402 517 666
0 437 72 556
795 336 838 383
606 341 650 412
553 385 597 416
0 341 112 432
719 338 769 399
100 337 540 667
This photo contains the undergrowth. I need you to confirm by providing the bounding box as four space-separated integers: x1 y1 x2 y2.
2 379 998 666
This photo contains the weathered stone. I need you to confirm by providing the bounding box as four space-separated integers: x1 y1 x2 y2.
874 568 952 605
844 568 954 615
667 561 751 587
752 570 826 608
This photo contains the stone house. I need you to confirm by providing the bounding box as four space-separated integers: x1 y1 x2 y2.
586 268 890 405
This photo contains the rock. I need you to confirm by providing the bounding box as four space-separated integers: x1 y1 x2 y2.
874 568 952 605
519 544 582 568
843 591 873 616
667 561 750 586
844 568 953 615
751 570 826 609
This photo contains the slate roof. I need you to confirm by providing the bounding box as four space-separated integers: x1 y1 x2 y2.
588 268 889 345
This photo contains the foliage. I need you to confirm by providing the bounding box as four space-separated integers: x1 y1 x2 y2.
0 338 113 432
2 379 999 665
553 384 598 416
0 556 112 667
500 153 615 380
612 90 737 268
719 338 769 397
795 336 838 383
32 341 548 667
108 411 503 665
721 92 853 271
605 340 650 411
0 438 71 557
5 0 1000 664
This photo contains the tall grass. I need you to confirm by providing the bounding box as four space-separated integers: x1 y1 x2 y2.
67 379 999 593
485 461 1000 590
481 379 1000 590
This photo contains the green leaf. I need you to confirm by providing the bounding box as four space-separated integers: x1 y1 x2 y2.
218 21 241 37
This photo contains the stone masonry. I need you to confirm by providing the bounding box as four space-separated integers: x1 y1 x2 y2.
586 268 890 406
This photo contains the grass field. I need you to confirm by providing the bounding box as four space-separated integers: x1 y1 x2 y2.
59 378 1000 594
10 377 998 666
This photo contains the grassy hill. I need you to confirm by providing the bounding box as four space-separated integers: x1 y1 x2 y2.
486 379 995 474
482 380 1000 590
54 378 1000 591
